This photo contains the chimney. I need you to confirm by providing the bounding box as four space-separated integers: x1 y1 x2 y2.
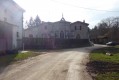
83 20 85 23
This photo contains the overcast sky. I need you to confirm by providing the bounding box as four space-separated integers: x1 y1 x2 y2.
14 0 119 28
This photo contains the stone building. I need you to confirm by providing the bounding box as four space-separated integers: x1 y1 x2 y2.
25 16 89 40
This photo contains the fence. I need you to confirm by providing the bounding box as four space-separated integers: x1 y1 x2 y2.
23 38 91 50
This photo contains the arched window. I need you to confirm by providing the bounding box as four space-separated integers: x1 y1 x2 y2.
60 31 64 39
80 26 82 30
76 34 80 39
45 26 47 29
55 31 59 38
17 32 19 37
65 31 69 39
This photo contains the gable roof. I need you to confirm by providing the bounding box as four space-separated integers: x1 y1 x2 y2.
0 0 25 12
11 0 25 12
72 21 89 26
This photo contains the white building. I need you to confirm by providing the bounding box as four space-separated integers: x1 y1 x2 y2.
0 0 25 51
25 16 89 40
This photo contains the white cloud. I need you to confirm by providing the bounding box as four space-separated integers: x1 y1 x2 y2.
14 0 119 28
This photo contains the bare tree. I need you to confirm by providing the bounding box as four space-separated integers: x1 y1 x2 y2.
26 15 41 28
34 15 41 27
90 17 119 43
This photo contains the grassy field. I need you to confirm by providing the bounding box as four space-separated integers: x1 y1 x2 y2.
0 51 40 66
88 46 119 80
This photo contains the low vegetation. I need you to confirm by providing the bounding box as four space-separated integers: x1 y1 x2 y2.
0 51 40 66
87 46 119 80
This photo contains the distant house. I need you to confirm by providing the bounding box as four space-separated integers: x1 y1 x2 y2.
25 16 89 40
0 0 25 52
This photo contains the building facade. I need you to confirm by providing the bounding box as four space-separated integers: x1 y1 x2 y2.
0 0 24 51
25 17 89 40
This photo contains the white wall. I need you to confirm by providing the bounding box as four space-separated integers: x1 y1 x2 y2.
12 26 17 48
25 27 39 38
70 22 89 39
0 0 24 49
24 21 89 39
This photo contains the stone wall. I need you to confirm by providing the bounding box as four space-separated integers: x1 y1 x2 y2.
23 38 91 50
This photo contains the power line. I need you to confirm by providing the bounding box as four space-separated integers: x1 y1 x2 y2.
50 0 119 12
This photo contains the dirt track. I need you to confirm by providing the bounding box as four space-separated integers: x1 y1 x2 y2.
0 45 104 80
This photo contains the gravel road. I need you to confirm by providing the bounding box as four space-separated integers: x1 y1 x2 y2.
0 45 105 80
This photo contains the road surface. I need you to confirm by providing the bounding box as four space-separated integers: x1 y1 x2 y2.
0 45 105 80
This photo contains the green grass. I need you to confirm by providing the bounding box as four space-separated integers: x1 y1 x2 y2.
91 47 119 63
89 46 119 80
0 51 40 66
116 45 119 48
90 52 119 63
14 52 38 60
95 72 119 80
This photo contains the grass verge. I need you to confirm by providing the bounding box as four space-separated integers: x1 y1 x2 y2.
87 46 119 80
0 51 40 66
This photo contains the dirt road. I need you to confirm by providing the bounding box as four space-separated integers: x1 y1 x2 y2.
0 45 104 80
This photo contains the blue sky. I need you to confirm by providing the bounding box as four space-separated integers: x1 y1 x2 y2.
14 0 119 28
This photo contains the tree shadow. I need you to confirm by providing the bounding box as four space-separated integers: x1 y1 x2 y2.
87 61 119 73
0 50 18 74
